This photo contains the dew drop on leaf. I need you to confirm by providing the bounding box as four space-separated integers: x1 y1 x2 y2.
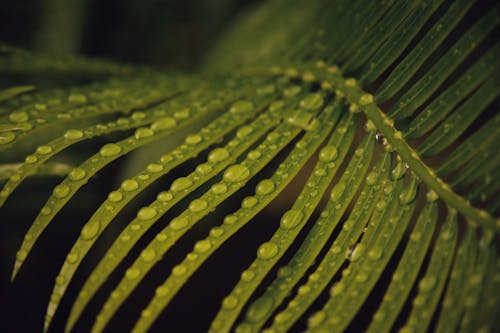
53 184 70 198
80 220 100 240
318 146 338 162
280 209 304 229
170 217 189 230
100 143 122 157
208 148 230 163
257 242 279 260
121 179 139 191
223 164 250 183
137 207 157 220
246 296 274 322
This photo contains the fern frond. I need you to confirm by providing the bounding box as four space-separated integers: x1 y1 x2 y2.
2 0 499 332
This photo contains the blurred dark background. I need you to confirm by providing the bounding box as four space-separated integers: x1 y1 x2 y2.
0 0 260 70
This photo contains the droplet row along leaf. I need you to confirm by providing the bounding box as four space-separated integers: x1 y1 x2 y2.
43 78 285 329
207 100 346 333
90 91 329 333
291 62 497 230
244 135 387 333
310 199 437 332
63 88 290 332
399 210 458 333
133 97 346 333
0 74 193 151
0 89 206 207
13 85 246 281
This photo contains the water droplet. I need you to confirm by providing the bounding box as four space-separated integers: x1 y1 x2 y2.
365 172 377 185
107 191 123 202
399 178 418 205
189 199 208 212
172 264 187 276
134 127 154 139
308 311 325 327
170 177 193 192
246 297 274 322
63 129 83 142
25 154 38 163
391 161 405 180
242 196 258 208
55 275 66 286
68 94 87 103
298 285 310 295
348 244 364 261
37 145 53 155
256 179 275 196
237 126 253 138
355 272 368 282
359 94 373 105
284 86 301 97
299 93 323 110
196 163 213 175
247 150 261 160
330 183 345 201
170 216 189 230
241 270 255 282
269 100 285 111
9 111 29 123
156 232 167 241
156 191 172 202
100 143 121 157
426 190 438 202
185 134 202 145
368 247 383 260
345 78 357 87
208 148 230 163
257 242 279 260
274 312 291 324
121 233 131 242
121 179 139 191
0 131 15 144
211 183 228 194
222 296 238 309
224 215 237 225
147 163 163 173
80 220 100 240
256 84 275 96
138 207 157 220
194 239 211 253
223 164 250 183
210 227 224 238
330 282 344 296
160 154 173 164
69 168 86 181
354 148 364 157
319 146 338 162
151 117 176 131
53 184 70 198
140 248 156 262
125 267 141 280
66 251 79 264
174 108 190 119
131 111 146 120
280 209 304 229
230 101 254 114
155 285 170 297
16 249 27 262
419 276 436 292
